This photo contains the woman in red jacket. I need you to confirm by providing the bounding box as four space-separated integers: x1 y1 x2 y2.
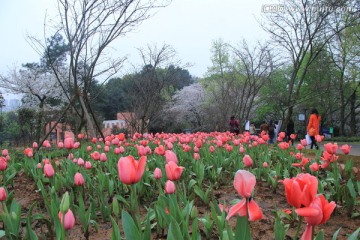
307 108 321 149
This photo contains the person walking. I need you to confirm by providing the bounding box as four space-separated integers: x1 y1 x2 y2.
229 116 240 135
307 108 321 150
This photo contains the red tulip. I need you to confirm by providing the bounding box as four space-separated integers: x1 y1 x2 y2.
90 151 100 161
242 154 253 167
155 145 166 155
324 143 338 154
165 161 184 181
340 144 351 155
24 148 33 157
44 163 55 178
117 155 147 185
282 173 318 208
278 132 286 139
164 180 176 194
58 209 76 230
296 144 304 151
278 142 289 150
315 135 324 143
77 133 84 139
296 194 336 239
0 187 6 201
74 172 85 186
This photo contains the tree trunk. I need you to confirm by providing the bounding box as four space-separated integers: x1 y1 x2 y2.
349 91 357 136
79 95 96 138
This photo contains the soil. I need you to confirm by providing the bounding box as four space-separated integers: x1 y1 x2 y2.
7 153 360 240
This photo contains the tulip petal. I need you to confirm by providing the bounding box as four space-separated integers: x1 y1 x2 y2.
234 170 256 198
247 200 263 221
300 225 313 240
135 156 147 182
226 199 247 220
295 207 320 217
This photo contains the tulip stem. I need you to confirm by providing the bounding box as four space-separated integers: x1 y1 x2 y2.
294 216 303 240
130 184 140 227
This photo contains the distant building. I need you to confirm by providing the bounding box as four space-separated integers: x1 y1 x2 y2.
103 112 140 136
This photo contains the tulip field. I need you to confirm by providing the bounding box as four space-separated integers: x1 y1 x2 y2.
0 131 359 239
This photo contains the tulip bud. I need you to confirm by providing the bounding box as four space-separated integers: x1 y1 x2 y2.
0 187 7 201
60 192 70 214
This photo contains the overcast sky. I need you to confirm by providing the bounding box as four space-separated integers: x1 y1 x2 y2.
0 0 270 85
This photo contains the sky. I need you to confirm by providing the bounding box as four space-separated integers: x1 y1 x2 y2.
0 0 270 87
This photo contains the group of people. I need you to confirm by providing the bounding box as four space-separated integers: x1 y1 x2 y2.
228 108 321 149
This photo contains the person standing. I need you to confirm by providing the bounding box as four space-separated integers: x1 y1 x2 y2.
286 118 295 145
229 116 240 135
307 108 321 149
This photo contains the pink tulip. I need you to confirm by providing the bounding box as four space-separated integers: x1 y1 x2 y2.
300 139 308 146
86 146 92 152
193 153 200 160
209 146 215 153
100 153 107 162
2 149 8 157
263 162 268 168
341 144 351 155
64 137 74 149
84 161 92 169
57 142 64 148
74 172 85 186
164 180 176 194
32 142 38 149
227 170 263 221
58 209 76 230
153 168 162 179
0 187 6 201
117 156 147 185
77 158 85 166
104 146 110 152
73 142 80 148
233 170 256 198
0 157 7 171
36 163 42 169
243 154 253 167
165 161 184 181
310 162 320 172
164 150 178 164
43 140 51 148
44 163 55 178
